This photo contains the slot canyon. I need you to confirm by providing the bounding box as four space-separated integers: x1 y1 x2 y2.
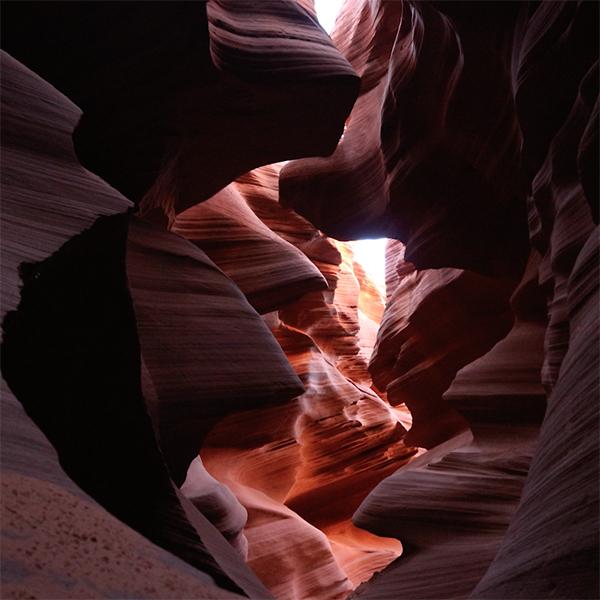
0 1 598 599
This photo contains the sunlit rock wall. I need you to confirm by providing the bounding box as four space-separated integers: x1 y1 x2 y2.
175 164 417 599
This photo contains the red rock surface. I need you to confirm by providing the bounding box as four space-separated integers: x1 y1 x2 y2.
369 264 516 448
126 216 304 486
472 3 599 595
1 1 598 599
172 183 326 314
352 251 548 599
193 167 417 598
2 1 359 214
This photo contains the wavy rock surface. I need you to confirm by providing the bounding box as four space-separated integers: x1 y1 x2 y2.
0 51 255 599
352 251 548 599
280 0 529 276
472 3 599 595
336 2 598 598
126 216 304 486
172 183 326 314
2 1 598 598
473 229 599 599
2 1 359 217
192 169 416 598
369 263 516 448
181 457 249 558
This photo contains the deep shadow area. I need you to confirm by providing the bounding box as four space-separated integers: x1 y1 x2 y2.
0 212 242 595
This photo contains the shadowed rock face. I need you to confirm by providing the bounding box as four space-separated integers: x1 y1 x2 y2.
351 251 548 599
126 216 305 486
171 183 328 314
0 51 264 598
1 1 598 599
335 1 598 599
369 260 516 448
2 0 359 215
280 0 530 277
471 2 599 595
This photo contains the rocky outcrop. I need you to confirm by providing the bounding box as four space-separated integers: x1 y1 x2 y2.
334 1 598 599
352 251 548 599
171 183 326 314
473 232 598 599
126 216 304 486
1 3 362 597
0 51 261 598
280 0 529 276
2 1 359 217
369 260 516 448
472 2 599 595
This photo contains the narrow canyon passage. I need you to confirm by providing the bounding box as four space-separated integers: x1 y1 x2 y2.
1 1 598 600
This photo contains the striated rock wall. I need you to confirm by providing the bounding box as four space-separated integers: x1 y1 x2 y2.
321 1 596 599
0 50 258 599
369 261 516 448
278 1 598 598
1 2 362 597
182 164 417 599
472 2 599 595
280 0 529 276
1 1 597 599
2 1 359 216
352 250 548 599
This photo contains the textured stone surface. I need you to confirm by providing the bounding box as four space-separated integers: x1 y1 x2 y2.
0 51 258 599
369 266 515 448
280 0 529 276
342 2 597 598
1 471 241 600
1 1 598 598
194 167 416 599
352 250 548 599
471 2 599 594
2 0 359 216
127 216 304 486
473 230 599 599
172 182 326 314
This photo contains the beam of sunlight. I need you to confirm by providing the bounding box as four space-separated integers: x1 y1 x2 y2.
314 0 345 34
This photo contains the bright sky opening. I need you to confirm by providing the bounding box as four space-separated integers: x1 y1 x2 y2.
314 0 345 34
351 238 388 292
314 1 387 294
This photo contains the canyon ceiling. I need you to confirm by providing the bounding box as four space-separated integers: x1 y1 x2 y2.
1 1 598 599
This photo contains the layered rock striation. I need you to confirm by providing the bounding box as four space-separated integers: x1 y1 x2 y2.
0 50 261 599
1 1 598 599
179 163 417 598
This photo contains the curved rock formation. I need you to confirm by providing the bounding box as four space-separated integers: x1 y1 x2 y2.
473 231 599 599
172 183 326 314
1 1 598 599
472 3 599 595
0 50 263 599
369 262 516 448
127 216 304 486
2 0 359 216
342 2 597 598
280 0 529 276
191 166 416 599
181 457 249 558
352 251 548 599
